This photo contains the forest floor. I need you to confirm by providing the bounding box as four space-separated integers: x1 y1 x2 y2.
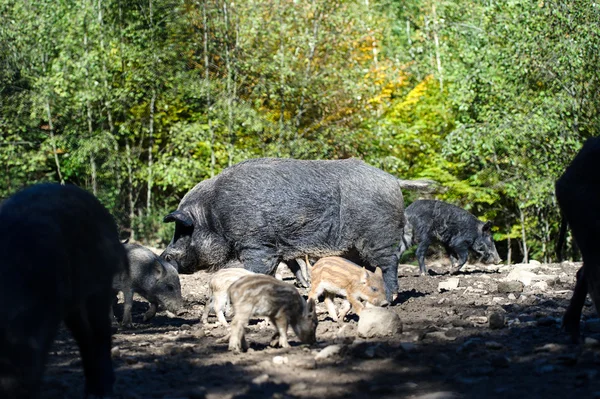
41 257 600 399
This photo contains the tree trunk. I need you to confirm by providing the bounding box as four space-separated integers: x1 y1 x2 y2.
45 99 64 184
506 222 512 266
431 2 443 91
126 140 135 241
277 4 286 156
294 0 320 135
147 89 156 213
519 205 529 263
223 0 235 167
202 0 215 177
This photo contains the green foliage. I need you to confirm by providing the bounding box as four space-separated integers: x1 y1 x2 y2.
0 0 598 258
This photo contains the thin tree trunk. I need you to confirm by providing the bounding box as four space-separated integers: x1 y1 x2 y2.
147 89 156 213
126 140 135 241
223 0 234 166
202 0 215 177
45 99 64 184
506 222 512 266
277 6 286 156
519 205 528 263
294 0 320 134
431 2 443 91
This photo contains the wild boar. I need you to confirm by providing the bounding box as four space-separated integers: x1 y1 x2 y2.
227 274 318 352
404 199 501 275
112 243 183 327
556 137 600 343
0 183 127 398
308 256 388 322
201 267 255 326
162 157 434 301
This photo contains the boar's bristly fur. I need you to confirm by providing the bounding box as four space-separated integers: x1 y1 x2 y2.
227 274 318 352
0 183 127 398
308 256 388 322
404 199 501 275
556 137 600 343
162 157 433 301
112 243 183 327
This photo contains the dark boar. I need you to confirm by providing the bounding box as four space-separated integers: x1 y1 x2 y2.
0 183 127 398
112 243 183 327
227 274 318 352
404 199 501 275
162 157 433 301
556 137 600 343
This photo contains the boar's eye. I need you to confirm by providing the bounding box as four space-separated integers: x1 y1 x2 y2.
371 287 378 292
167 284 175 292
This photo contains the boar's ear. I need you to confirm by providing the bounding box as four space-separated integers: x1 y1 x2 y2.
482 221 493 232
163 210 193 227
374 267 383 278
360 268 369 284
153 260 165 278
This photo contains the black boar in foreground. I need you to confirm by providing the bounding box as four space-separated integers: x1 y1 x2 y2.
112 243 183 327
162 157 433 301
404 199 501 275
0 184 127 398
226 274 318 352
556 137 600 343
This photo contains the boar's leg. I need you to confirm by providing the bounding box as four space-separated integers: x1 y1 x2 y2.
228 304 252 352
65 295 115 397
143 302 158 322
346 294 365 317
337 300 352 322
563 266 586 343
271 314 291 348
213 292 230 326
286 259 310 288
323 293 339 322
121 288 134 327
451 243 470 274
240 248 279 276
201 297 213 324
415 239 432 276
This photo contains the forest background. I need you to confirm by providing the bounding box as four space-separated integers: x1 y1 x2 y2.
0 0 598 264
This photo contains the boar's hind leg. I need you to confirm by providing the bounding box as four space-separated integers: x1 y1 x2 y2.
271 315 290 348
65 294 115 397
415 239 432 276
563 266 586 343
286 259 310 288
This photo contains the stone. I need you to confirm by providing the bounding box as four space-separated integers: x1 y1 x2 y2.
357 308 402 338
425 331 456 341
438 278 460 292
489 312 505 329
467 316 488 325
111 346 120 358
585 337 600 347
485 341 503 350
531 281 549 292
497 281 524 293
508 293 517 300
272 356 288 365
252 374 269 385
315 345 344 360
180 323 192 330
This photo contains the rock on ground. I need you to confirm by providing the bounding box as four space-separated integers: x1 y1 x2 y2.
357 308 402 338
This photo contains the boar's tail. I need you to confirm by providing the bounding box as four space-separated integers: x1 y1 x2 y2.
555 216 568 262
397 179 440 193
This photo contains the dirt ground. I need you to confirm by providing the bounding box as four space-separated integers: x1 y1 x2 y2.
41 258 600 399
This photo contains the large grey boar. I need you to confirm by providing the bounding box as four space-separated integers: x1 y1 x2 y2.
112 243 183 327
404 199 501 275
556 137 600 343
0 183 127 398
162 158 433 301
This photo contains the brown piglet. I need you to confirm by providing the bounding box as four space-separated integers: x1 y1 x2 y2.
227 274 318 352
202 267 255 326
307 256 388 322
